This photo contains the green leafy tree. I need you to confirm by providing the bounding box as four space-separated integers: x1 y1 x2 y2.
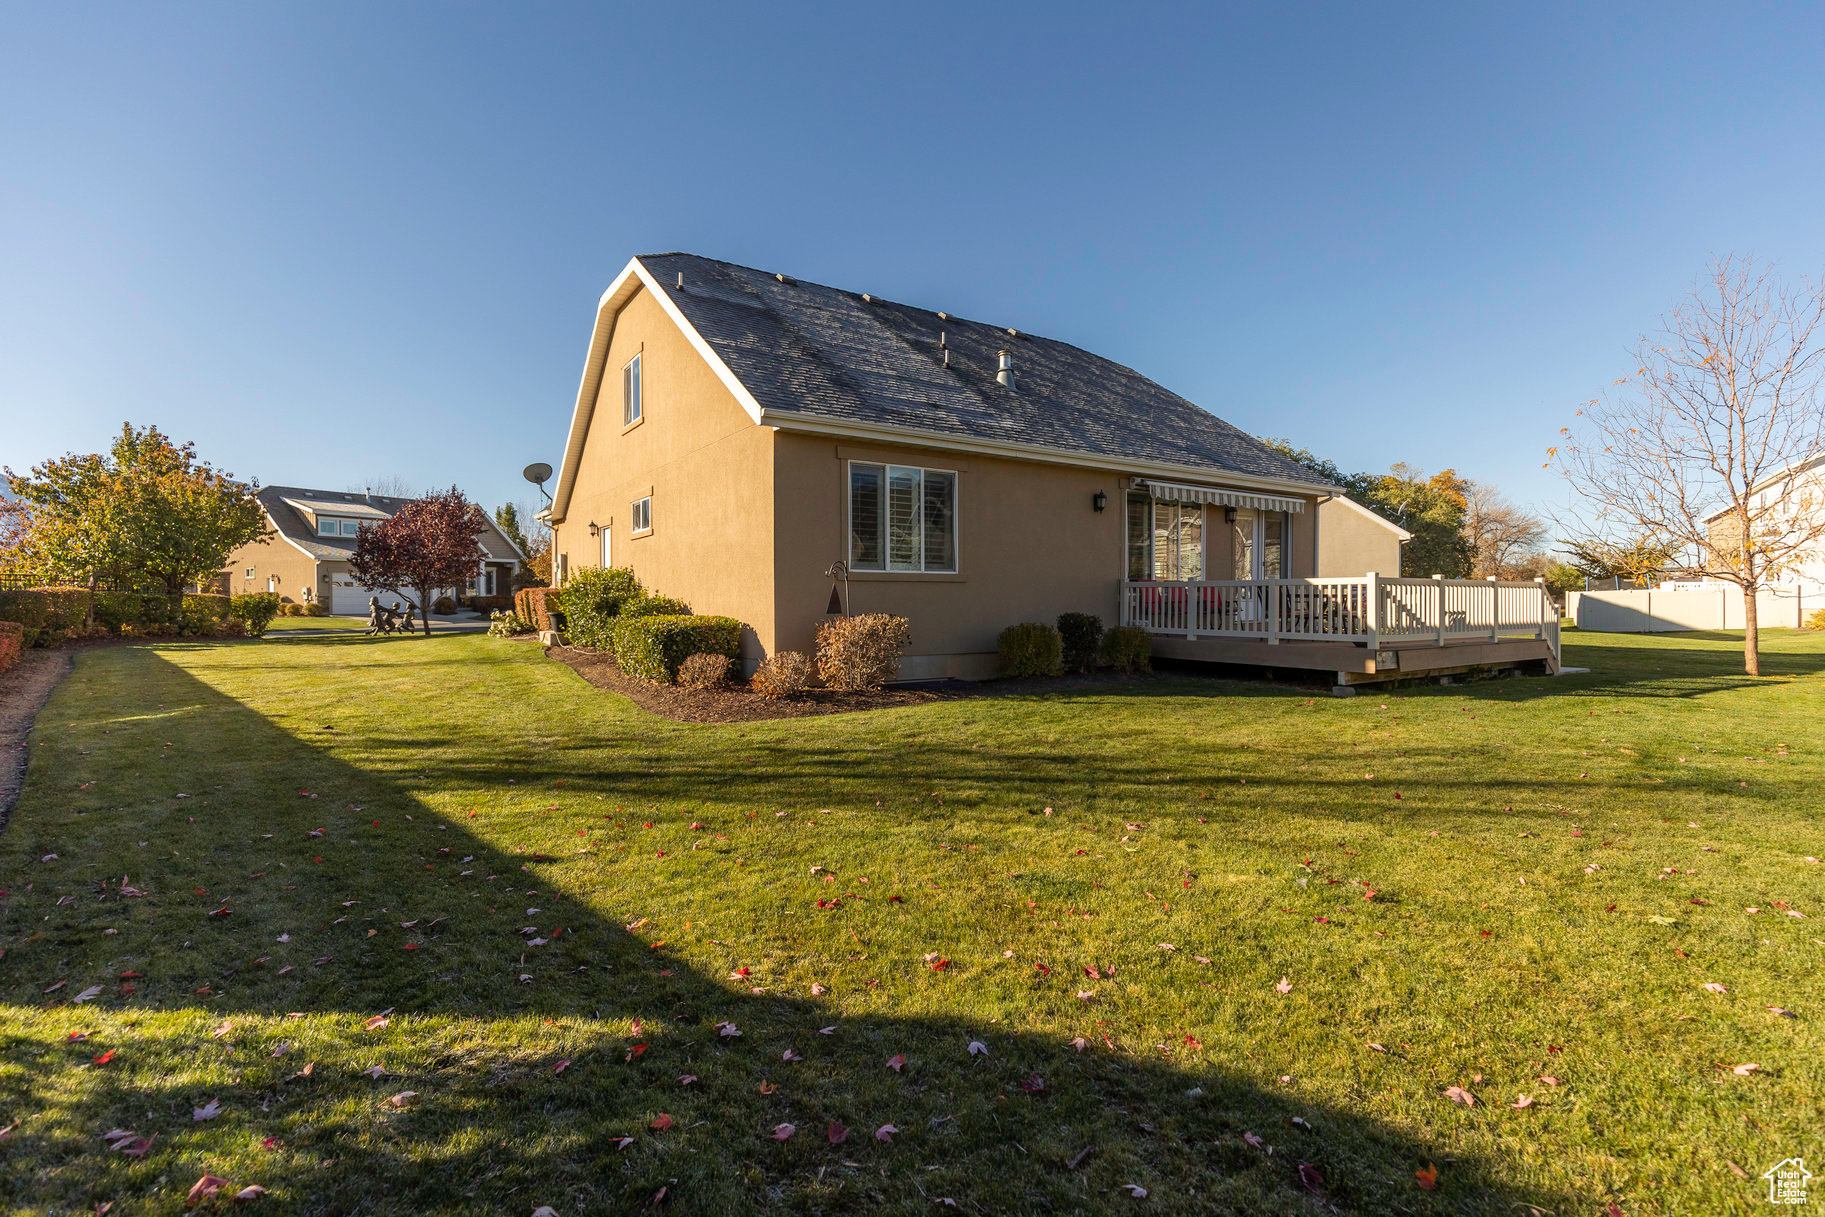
1262 440 1472 576
1561 536 1678 586
107 425 271 616
4 449 126 597
494 503 530 554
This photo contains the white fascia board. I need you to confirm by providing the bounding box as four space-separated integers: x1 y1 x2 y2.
754 407 1335 499
550 257 767 524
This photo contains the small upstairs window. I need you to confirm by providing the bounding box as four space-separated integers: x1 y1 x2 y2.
631 496 652 534
624 353 642 426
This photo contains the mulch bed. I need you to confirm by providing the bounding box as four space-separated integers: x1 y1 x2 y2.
546 644 975 722
543 643 1186 723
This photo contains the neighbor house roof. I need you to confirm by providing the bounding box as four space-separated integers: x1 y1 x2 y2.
552 254 1336 521
257 486 526 563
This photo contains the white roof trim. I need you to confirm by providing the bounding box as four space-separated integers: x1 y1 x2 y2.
550 257 766 522
1129 478 1306 513
1326 492 1414 540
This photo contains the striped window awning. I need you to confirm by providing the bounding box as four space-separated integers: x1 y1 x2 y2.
1130 479 1307 514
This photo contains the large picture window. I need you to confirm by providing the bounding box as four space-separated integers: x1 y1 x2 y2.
848 462 956 572
1127 493 1203 581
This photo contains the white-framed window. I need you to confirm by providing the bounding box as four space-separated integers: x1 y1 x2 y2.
244 566 255 578
623 353 642 426
631 496 652 535
317 518 362 537
848 461 957 572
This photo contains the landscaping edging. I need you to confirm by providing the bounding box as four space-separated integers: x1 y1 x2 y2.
0 648 74 828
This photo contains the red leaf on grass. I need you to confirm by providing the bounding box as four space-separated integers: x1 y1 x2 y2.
651 1113 672 1130
827 1121 848 1145
92 1049 116 1065
875 1123 898 1142
186 1176 230 1207
1298 1163 1324 1192
1415 1163 1438 1190
770 1123 795 1141
886 1054 906 1072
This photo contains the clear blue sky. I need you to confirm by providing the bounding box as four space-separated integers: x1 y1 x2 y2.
4 2 1823 522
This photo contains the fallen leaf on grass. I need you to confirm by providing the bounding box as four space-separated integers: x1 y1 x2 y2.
770 1123 795 1141
532 1208 560 1217
1415 1163 1439 1190
1274 976 1293 995
73 985 105 1003
1243 1132 1265 1150
827 1121 848 1145
364 1010 393 1030
1732 1062 1760 1076
875 1124 898 1142
886 1053 905 1072
967 1041 988 1057
1443 1085 1476 1106
1298 1163 1324 1192
186 1176 230 1207
651 1113 672 1131
1121 1183 1148 1197
1727 1160 1750 1179
1767 1006 1797 1018
43 980 67 994
233 1185 266 1201
385 1091 417 1107
1702 982 1728 994
193 1099 222 1122
1511 1095 1534 1109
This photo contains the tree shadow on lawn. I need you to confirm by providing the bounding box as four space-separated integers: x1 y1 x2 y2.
0 652 1600 1216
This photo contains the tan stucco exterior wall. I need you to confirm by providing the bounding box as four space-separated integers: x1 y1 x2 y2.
552 285 777 661
1315 499 1403 578
220 531 324 603
769 437 1326 679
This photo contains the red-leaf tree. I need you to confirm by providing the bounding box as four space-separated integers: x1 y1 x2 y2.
348 488 487 636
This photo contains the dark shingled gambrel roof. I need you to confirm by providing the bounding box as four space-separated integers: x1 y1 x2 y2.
637 253 1331 490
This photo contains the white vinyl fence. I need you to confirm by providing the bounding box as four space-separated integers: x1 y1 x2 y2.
1569 585 1818 633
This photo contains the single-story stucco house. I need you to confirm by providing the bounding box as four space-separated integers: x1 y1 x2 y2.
545 254 1554 685
222 485 525 613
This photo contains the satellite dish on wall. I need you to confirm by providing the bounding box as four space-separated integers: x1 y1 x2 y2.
522 462 553 486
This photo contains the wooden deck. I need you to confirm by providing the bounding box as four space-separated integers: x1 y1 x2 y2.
1123 574 1561 688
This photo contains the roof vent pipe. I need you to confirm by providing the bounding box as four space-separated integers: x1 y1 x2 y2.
996 349 1016 391
364 486 371 501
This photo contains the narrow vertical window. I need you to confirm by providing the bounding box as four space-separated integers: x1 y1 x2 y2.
600 526 611 568
850 463 883 569
922 470 955 572
1126 491 1151 580
623 353 642 426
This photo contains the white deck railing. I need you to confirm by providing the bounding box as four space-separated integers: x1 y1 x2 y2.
1120 574 1560 663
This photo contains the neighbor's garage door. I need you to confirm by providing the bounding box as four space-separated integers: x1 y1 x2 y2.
329 583 422 616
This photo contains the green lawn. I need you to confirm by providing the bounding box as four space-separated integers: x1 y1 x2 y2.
1 629 1820 1216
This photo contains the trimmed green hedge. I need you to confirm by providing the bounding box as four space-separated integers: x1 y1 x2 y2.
0 587 91 635
1057 612 1103 674
621 593 692 619
1099 625 1153 673
230 592 283 636
611 614 742 683
997 622 1063 678
561 566 644 648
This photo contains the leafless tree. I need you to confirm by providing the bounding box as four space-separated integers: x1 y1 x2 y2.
1552 256 1825 675
1462 481 1548 578
348 474 420 499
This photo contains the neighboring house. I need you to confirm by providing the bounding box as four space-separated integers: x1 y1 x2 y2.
1702 453 1825 589
222 486 525 614
546 254 1552 683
